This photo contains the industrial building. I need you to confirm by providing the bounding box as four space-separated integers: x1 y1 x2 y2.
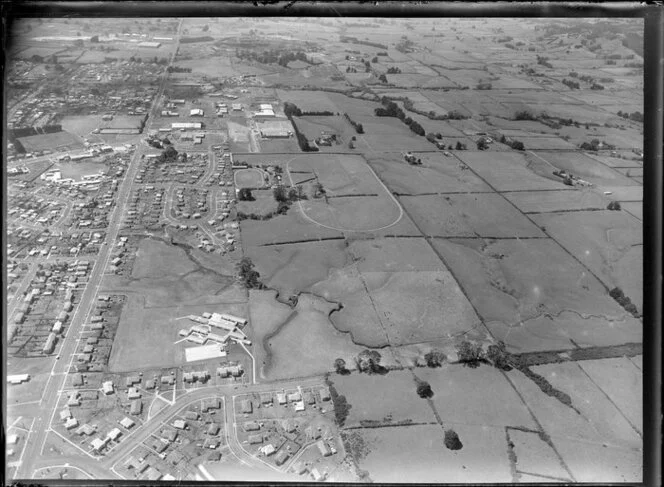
171 122 203 130
258 120 294 138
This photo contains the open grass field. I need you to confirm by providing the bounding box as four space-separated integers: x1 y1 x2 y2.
17 131 83 153
577 357 642 436
532 362 642 447
301 195 402 232
515 137 577 150
132 238 198 279
234 168 264 188
240 210 344 247
352 116 436 152
529 151 637 186
244 239 348 296
287 153 384 195
416 365 537 429
354 423 512 483
363 270 482 345
60 115 101 137
347 237 444 272
399 193 546 238
503 189 607 213
530 210 642 310
262 294 363 381
247 290 294 379
509 429 573 480
330 370 437 425
431 238 641 352
366 152 492 195
54 160 109 181
236 189 277 216
453 151 573 192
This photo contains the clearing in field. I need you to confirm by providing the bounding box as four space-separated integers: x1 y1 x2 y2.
430 238 641 352
530 210 642 310
400 193 546 238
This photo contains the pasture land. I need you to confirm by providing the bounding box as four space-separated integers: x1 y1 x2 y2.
530 210 642 310
300 195 402 232
131 238 198 279
514 137 576 150
330 370 437 425
621 202 642 221
416 365 537 429
262 294 363 381
577 357 642 436
366 152 492 195
509 429 572 480
244 239 348 296
247 290 294 379
529 151 637 186
60 115 101 137
454 151 572 191
532 362 642 447
240 211 343 247
400 193 546 238
354 423 512 483
431 238 641 352
236 189 277 216
503 189 607 213
347 237 443 272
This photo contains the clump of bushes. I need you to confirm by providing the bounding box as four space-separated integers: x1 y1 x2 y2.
607 201 621 211
444 429 463 450
609 287 639 317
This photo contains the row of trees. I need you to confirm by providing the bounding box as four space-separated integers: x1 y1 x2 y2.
343 113 364 134
617 110 644 122
374 98 425 136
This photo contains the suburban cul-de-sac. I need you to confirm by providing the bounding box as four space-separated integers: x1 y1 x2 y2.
5 11 649 483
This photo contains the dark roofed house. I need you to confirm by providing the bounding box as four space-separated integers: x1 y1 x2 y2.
130 399 142 415
248 434 263 444
161 428 178 443
240 399 252 414
243 421 260 432
207 423 220 435
153 439 168 453
304 392 315 405
144 379 156 390
184 410 199 421
202 397 221 411
275 449 290 466
72 373 84 387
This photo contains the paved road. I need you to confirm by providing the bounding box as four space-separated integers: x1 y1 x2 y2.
13 20 184 481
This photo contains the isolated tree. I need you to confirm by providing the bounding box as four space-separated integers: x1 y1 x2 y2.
90 35 99 43
424 349 446 368
378 73 388 83
416 381 434 398
444 429 463 450
238 188 254 201
334 358 349 375
607 201 621 211
312 182 325 199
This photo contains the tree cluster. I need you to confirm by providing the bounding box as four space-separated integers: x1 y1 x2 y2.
386 66 402 74
609 287 639 317
536 55 553 68
456 341 484 368
617 110 643 122
236 257 264 289
416 381 434 399
424 349 446 367
562 78 581 89
476 82 493 90
374 98 425 136
444 429 463 450
238 188 254 201
356 350 386 374
327 382 351 427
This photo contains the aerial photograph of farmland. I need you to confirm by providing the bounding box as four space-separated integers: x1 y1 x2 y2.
4 7 653 484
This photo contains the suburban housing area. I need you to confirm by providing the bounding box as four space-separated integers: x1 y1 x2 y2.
5 13 649 483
